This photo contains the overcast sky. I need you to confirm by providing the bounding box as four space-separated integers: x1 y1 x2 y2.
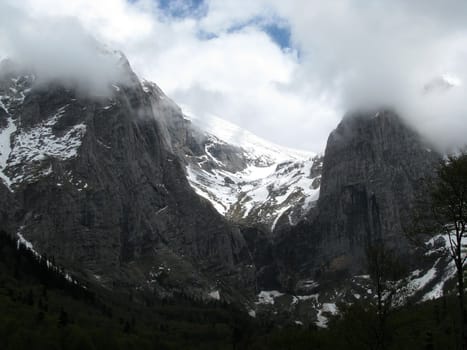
1 0 466 153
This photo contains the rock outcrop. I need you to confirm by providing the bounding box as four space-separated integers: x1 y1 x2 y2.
0 53 445 313
0 57 254 300
273 110 440 290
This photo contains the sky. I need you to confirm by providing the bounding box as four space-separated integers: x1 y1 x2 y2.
0 0 466 153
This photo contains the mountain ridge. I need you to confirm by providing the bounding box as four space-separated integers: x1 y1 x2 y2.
0 55 256 304
0 54 459 327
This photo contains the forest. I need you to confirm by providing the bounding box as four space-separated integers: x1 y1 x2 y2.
0 229 462 350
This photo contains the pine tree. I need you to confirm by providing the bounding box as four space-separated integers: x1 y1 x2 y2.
26 289 34 306
59 307 69 327
365 241 406 350
409 150 467 349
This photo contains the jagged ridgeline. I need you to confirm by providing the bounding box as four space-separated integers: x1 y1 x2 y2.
0 54 255 303
246 111 452 323
274 110 440 285
0 52 456 330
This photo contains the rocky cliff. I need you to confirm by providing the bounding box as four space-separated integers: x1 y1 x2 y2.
0 57 254 300
273 110 440 290
0 52 450 321
142 81 323 233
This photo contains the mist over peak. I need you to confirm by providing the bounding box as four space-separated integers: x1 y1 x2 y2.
1 0 466 152
0 2 132 97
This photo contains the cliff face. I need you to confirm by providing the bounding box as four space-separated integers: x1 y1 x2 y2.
0 59 254 299
274 110 439 289
0 53 445 308
157 107 322 232
318 110 438 259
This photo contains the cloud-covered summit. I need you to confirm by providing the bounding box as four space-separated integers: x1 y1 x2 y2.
0 1 131 97
1 0 466 152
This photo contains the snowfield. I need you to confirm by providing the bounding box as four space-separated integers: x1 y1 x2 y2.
0 77 87 189
0 116 17 187
185 114 322 230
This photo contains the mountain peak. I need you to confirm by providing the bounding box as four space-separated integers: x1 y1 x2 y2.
176 112 321 231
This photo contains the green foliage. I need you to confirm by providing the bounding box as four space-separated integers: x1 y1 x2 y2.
249 299 460 350
365 242 408 350
0 230 249 349
409 150 467 348
0 229 463 349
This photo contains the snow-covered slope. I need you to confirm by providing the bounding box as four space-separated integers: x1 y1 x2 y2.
1 62 321 232
0 74 87 190
191 114 312 164
248 234 460 327
183 114 322 231
0 116 16 187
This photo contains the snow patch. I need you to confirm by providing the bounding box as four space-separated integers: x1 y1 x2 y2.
297 294 319 302
8 106 86 185
186 130 321 227
316 303 338 328
408 260 438 292
208 290 220 300
190 113 313 162
180 111 322 227
422 261 456 301
271 205 290 231
256 290 284 305
17 231 37 254
16 229 80 285
0 117 16 188
0 98 8 113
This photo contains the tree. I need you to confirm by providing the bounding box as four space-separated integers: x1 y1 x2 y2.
409 151 467 349
25 289 34 306
58 308 69 327
365 241 406 350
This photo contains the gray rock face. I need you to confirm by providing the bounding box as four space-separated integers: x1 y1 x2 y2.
141 80 322 232
274 110 439 289
178 124 321 231
0 53 443 312
0 182 17 232
0 58 254 300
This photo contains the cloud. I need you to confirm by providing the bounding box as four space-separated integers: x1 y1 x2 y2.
0 1 132 97
1 0 466 152
271 0 467 151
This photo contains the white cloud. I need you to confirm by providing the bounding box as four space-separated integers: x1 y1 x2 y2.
199 0 273 32
0 0 135 97
271 0 467 151
1 0 466 152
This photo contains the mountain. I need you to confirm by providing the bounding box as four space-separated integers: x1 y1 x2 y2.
253 111 441 303
274 110 440 281
0 50 460 330
142 83 456 325
139 85 323 233
0 55 254 302
243 110 459 325
184 115 323 232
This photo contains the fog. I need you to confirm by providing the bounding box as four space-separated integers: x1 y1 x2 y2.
1 0 466 152
273 0 467 152
0 2 129 97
